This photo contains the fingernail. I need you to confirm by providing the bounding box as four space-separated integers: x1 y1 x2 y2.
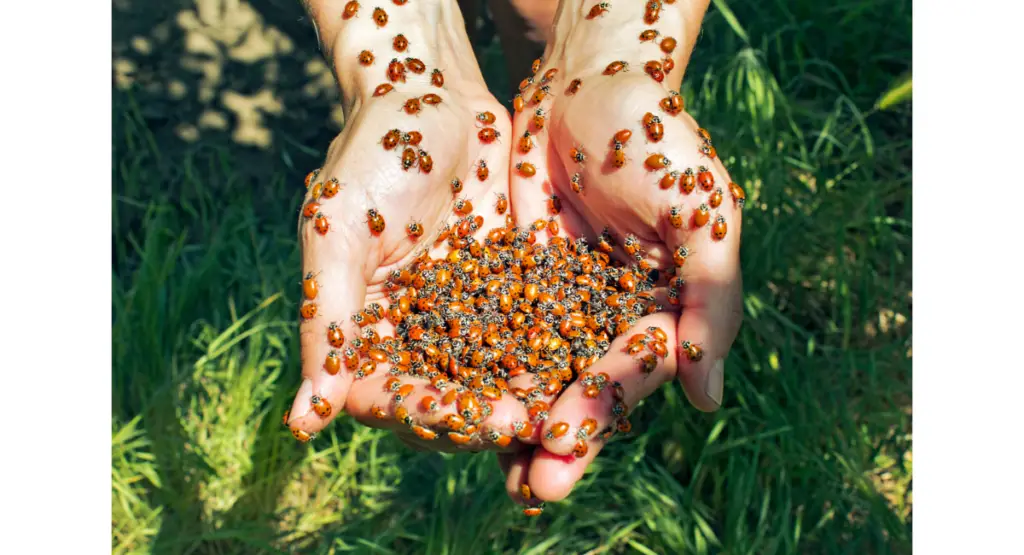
704 359 724 407
288 379 315 423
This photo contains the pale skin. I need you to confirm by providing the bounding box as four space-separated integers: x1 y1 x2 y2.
290 0 742 504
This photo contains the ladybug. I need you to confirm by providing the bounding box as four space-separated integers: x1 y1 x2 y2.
532 58 543 74
407 221 424 239
660 170 680 190
342 0 359 20
367 208 386 235
381 128 401 150
681 340 704 362
372 6 388 26
672 245 690 266
579 418 598 437
569 145 586 164
616 418 632 433
401 147 418 170
454 198 473 215
358 50 375 66
680 167 696 193
412 425 438 440
291 428 314 442
322 177 341 198
604 60 628 75
477 111 496 125
700 144 718 159
611 141 627 168
393 33 408 52
405 57 425 74
519 76 534 92
300 302 318 320
640 29 660 41
712 215 728 240
572 439 589 458
697 165 714 190
644 60 665 83
282 409 291 427
530 85 551 105
431 68 444 87
709 187 723 209
668 205 683 228
443 413 466 431
513 93 525 113
729 182 747 208
548 195 562 215
490 431 513 448
645 116 664 142
451 177 463 195
532 108 547 130
418 150 433 173
516 162 536 178
495 193 509 215
395 405 413 425
542 68 558 83
327 322 345 348
613 129 633 145
547 218 560 236
694 203 711 227
387 58 406 82
313 212 330 235
478 127 500 144
401 130 423 146
304 168 320 189
373 83 394 97
651 341 669 358
644 153 670 170
311 395 332 418
476 160 489 181
661 36 677 53
371 405 387 419
566 78 582 95
523 507 544 517
422 93 442 106
596 228 614 252
518 132 534 154
662 56 675 74
587 2 610 18
570 172 584 194
623 234 641 256
420 396 439 413
660 91 684 114
403 97 421 115
546 421 570 439
302 201 321 219
324 350 341 375
644 0 661 24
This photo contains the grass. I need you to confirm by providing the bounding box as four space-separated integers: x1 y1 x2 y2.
112 0 912 552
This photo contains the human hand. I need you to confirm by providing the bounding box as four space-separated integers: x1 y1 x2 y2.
286 0 533 453
499 0 744 504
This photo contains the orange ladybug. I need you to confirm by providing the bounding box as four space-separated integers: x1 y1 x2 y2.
696 127 713 143
302 201 321 219
300 302 318 320
405 57 425 74
291 428 314 442
513 93 525 113
644 0 661 24
660 91 684 115
697 165 714 190
476 160 489 181
570 172 583 194
371 406 387 419
572 440 589 458
587 2 610 18
282 409 291 426
644 60 665 83
700 144 718 159
546 421 570 439
313 212 330 235
418 150 433 173
523 507 544 517
569 145 586 164
709 187 723 209
613 129 633 144
728 182 747 208
478 127 500 144
454 198 473 215
407 221 424 239
530 85 551 105
401 130 423 145
548 195 562 215
672 245 690 266
373 83 394 97
668 205 683 228
322 177 341 198
519 76 534 92
516 162 536 177
372 6 388 26
579 418 598 437
604 60 628 75
450 177 463 195
367 208 386 235
640 29 660 41
680 167 696 193
532 108 547 130
393 34 408 52
412 425 438 440
711 215 727 240
304 169 320 189
431 68 444 87
343 347 359 371
477 111 496 125
532 58 543 74
422 93 442 106
645 116 664 142
518 132 534 154
662 56 675 74
324 350 341 375
381 128 401 150
681 340 704 362
543 68 558 82
660 170 680 190
327 322 345 348
401 147 418 170
566 78 582 95
694 203 711 227
311 395 332 418
495 193 508 215
342 0 359 20
644 153 670 170
611 141 627 168
661 36 677 53
303 272 319 300
358 50 375 66
387 58 406 82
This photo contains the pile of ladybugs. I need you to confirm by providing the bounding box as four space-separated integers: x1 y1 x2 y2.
289 0 746 518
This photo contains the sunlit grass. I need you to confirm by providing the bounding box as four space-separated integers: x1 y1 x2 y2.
112 0 911 552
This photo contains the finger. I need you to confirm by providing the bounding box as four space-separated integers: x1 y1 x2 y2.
502 448 536 505
525 444 598 503
539 312 678 457
288 223 369 435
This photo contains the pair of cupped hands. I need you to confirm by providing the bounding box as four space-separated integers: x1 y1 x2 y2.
287 0 741 505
